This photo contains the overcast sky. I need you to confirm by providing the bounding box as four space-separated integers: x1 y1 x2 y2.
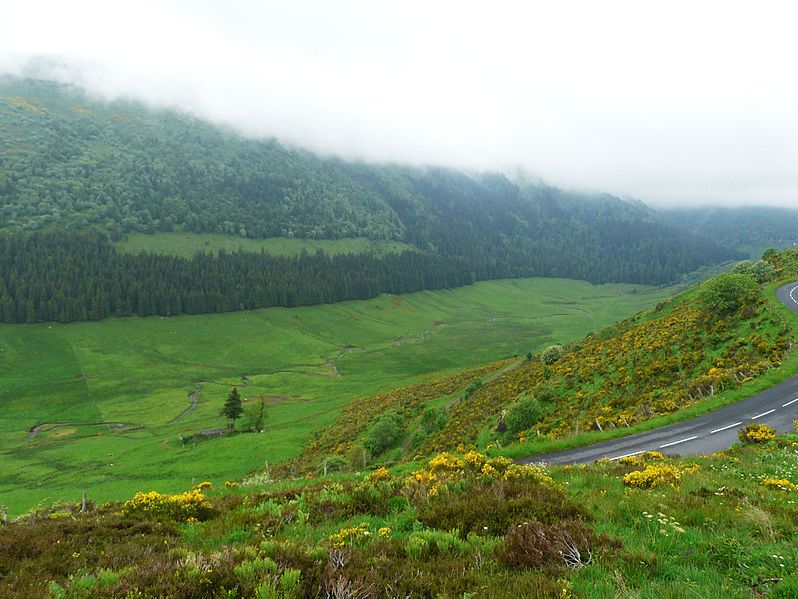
2 1 798 207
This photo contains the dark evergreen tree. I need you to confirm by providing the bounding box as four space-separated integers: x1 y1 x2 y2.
221 387 243 430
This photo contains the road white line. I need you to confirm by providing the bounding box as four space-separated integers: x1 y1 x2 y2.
783 397 798 407
710 422 742 434
659 435 698 449
751 409 776 420
609 450 645 461
791 286 798 306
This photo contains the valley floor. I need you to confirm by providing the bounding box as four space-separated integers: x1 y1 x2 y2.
0 277 674 514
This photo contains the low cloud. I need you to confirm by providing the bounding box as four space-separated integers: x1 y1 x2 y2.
3 1 798 207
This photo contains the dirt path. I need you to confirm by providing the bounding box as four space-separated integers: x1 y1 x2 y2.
393 329 430 346
327 346 355 377
170 384 201 423
28 421 142 440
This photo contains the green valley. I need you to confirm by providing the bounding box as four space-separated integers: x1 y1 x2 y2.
0 277 674 514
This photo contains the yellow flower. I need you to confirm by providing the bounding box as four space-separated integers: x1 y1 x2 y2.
762 478 798 492
367 467 391 482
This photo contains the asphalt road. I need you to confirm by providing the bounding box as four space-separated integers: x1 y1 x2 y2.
520 281 798 466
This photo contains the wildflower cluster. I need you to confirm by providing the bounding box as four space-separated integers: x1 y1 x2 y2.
404 451 553 500
328 522 371 548
623 463 700 489
122 489 215 521
617 451 665 466
642 510 685 536
762 478 798 492
738 423 777 444
366 466 391 482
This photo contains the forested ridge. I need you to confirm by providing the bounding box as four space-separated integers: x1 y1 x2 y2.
0 76 746 322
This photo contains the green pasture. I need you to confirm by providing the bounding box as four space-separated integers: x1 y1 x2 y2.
115 232 415 258
0 277 675 514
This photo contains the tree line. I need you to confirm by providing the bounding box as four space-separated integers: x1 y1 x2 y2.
0 227 747 324
0 230 479 323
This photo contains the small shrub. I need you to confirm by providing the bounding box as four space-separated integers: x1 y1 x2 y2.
317 456 348 475
698 273 759 315
504 395 542 436
497 520 606 570
618 451 665 466
540 344 564 365
733 260 776 284
366 467 391 482
363 411 403 456
417 479 589 537
420 406 446 435
622 464 698 489
463 379 483 398
404 535 429 560
328 522 371 548
279 568 302 598
738 423 776 443
122 490 216 522
234 556 278 584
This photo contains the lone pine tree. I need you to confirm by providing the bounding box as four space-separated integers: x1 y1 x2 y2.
221 387 243 429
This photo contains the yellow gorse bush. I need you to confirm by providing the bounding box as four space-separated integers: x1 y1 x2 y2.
403 451 554 500
122 489 214 521
618 451 665 466
762 478 798 492
366 467 392 482
622 463 700 489
738 423 776 444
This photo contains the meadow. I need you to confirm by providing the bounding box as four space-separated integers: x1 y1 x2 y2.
0 277 675 514
115 232 415 258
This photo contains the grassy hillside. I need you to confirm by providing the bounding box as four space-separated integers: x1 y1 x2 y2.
296 250 798 470
0 278 672 514
115 232 415 259
4 432 798 597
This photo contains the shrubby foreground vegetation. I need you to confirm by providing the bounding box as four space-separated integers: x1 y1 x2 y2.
3 431 798 598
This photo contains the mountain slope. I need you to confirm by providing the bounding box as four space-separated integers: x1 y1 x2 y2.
1 76 741 289
295 250 798 471
661 206 798 258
